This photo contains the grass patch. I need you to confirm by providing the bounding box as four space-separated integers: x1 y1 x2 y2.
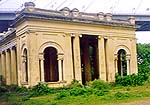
1 80 150 105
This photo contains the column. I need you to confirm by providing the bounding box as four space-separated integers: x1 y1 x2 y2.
0 53 2 76
114 54 118 73
120 54 123 76
72 34 82 83
6 49 11 85
39 53 44 82
57 54 64 82
98 36 106 81
126 55 131 75
1 52 6 83
0 53 2 85
10 47 17 84
22 55 27 83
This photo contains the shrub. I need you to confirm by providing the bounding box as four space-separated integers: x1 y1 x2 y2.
66 79 82 89
115 73 145 86
88 79 110 90
9 85 20 92
29 83 53 97
55 91 68 100
8 85 28 93
21 96 30 101
93 89 105 96
114 92 130 99
69 87 87 96
0 86 8 93
16 87 28 93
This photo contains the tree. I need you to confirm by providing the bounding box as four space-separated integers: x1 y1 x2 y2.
137 43 150 74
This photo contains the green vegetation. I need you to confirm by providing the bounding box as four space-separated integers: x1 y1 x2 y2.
1 79 150 105
137 43 150 74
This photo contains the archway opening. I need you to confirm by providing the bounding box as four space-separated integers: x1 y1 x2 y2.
44 47 58 82
117 49 127 76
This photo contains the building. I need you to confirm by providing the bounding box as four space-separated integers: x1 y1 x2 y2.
0 2 138 87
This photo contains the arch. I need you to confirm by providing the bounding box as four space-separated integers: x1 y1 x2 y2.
21 44 28 56
114 45 130 55
39 41 64 82
44 47 59 82
39 41 64 54
114 45 131 76
117 49 127 76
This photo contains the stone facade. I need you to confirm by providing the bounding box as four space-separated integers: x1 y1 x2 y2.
0 2 138 87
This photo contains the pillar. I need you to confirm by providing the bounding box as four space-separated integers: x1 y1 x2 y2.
120 54 123 76
1 52 6 83
6 49 11 85
72 34 82 83
39 53 44 82
22 55 27 83
57 54 64 82
114 54 118 73
98 36 106 81
10 47 17 84
0 53 2 76
0 53 2 84
126 55 131 75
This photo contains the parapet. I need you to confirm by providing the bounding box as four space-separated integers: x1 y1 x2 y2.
14 2 137 28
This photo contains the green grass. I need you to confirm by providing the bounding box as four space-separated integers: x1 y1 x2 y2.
1 82 150 105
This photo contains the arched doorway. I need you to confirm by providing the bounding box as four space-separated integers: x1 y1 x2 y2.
117 49 127 76
44 47 58 82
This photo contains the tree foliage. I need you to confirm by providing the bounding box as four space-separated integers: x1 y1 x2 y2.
137 43 150 74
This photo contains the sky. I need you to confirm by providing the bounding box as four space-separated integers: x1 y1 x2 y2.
0 0 150 43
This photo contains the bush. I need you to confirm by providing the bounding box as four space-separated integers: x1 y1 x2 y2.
29 83 53 97
16 87 28 93
9 85 20 92
88 79 110 90
21 96 30 101
55 92 68 100
66 79 82 89
0 86 8 93
93 89 105 96
114 92 130 99
8 85 28 93
69 87 87 96
115 73 145 86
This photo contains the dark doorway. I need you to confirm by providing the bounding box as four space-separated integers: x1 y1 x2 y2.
80 35 99 84
117 49 127 76
44 47 58 82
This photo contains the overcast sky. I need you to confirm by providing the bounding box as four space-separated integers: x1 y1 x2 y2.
0 0 150 43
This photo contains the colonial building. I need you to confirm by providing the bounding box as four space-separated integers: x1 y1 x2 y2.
0 2 138 87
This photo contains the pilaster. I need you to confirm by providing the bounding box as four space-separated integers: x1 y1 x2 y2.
57 53 64 82
6 50 11 85
72 34 82 83
10 47 17 84
39 53 45 82
98 36 106 81
1 52 6 82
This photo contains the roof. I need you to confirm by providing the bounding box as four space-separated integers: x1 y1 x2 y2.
12 2 138 29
